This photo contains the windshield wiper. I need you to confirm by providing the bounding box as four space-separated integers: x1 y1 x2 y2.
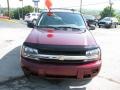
57 26 86 32
57 26 81 30
36 25 59 29
36 25 85 31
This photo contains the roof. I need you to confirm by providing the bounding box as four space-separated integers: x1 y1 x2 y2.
40 8 80 14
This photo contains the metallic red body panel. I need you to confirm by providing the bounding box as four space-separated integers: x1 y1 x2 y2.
26 29 97 46
21 28 101 79
21 58 101 79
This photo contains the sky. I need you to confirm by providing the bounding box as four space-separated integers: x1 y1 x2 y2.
0 0 120 10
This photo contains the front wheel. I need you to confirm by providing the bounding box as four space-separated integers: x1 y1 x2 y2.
32 19 37 25
98 25 101 28
115 24 117 28
22 68 32 79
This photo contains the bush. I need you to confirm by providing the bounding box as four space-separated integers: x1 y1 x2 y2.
13 5 34 19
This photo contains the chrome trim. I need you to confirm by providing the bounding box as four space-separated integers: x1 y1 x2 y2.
24 54 98 61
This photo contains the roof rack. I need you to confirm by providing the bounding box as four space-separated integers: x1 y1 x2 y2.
40 8 77 12
50 8 76 11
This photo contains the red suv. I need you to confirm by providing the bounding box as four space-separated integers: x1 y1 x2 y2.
21 9 101 80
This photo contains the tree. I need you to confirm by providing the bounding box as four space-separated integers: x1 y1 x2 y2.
13 8 20 19
116 15 120 23
13 5 34 19
22 5 34 17
100 6 116 19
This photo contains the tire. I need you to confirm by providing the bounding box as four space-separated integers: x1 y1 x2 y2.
27 22 34 28
98 25 101 28
115 24 117 28
32 19 37 25
27 23 30 27
22 68 32 79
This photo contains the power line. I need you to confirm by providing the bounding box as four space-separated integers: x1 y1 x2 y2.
58 2 109 9
80 0 82 13
83 2 108 6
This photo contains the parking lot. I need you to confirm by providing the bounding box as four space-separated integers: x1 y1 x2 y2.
0 20 120 90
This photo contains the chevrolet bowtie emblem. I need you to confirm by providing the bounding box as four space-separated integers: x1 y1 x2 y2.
59 55 64 61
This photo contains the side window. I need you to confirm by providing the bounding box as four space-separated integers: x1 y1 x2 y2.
32 14 36 16
26 14 30 16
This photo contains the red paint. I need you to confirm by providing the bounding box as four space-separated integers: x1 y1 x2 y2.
21 10 101 80
47 33 54 38
0 16 9 19
21 59 101 79
47 12 53 16
26 29 97 45
47 29 54 33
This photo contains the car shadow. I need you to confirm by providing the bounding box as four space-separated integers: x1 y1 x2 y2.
0 46 24 79
0 46 88 90
26 75 89 90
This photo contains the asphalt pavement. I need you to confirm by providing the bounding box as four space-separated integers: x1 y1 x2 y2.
0 20 31 82
0 20 120 90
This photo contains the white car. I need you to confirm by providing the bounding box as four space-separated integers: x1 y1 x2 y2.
24 13 40 27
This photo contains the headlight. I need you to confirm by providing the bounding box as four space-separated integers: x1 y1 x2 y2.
21 45 38 57
86 48 101 60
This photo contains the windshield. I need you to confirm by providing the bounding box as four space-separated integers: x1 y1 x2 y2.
102 17 111 21
37 12 86 29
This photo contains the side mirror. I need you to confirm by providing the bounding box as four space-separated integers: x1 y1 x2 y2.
86 21 95 30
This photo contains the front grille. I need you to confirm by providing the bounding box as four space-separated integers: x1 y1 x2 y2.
38 50 86 55
38 59 92 64
25 57 95 65
99 22 106 24
23 43 99 65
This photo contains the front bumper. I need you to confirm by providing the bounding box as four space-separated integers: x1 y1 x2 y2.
98 23 112 28
21 58 101 79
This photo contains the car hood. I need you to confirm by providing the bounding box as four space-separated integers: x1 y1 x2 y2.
99 19 111 23
25 28 97 46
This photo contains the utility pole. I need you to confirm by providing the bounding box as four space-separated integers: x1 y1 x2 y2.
7 0 10 19
80 0 82 13
0 4 1 15
19 0 23 19
22 0 23 19
109 0 113 17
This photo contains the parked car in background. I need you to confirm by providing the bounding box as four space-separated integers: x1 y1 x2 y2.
98 17 118 28
24 13 40 27
21 9 101 82
83 15 98 30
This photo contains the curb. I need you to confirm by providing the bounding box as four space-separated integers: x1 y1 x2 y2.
0 18 17 23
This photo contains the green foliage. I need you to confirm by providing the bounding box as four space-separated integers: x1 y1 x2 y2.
116 15 120 23
22 6 34 17
13 8 20 19
13 5 34 19
2 11 14 19
100 6 116 19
